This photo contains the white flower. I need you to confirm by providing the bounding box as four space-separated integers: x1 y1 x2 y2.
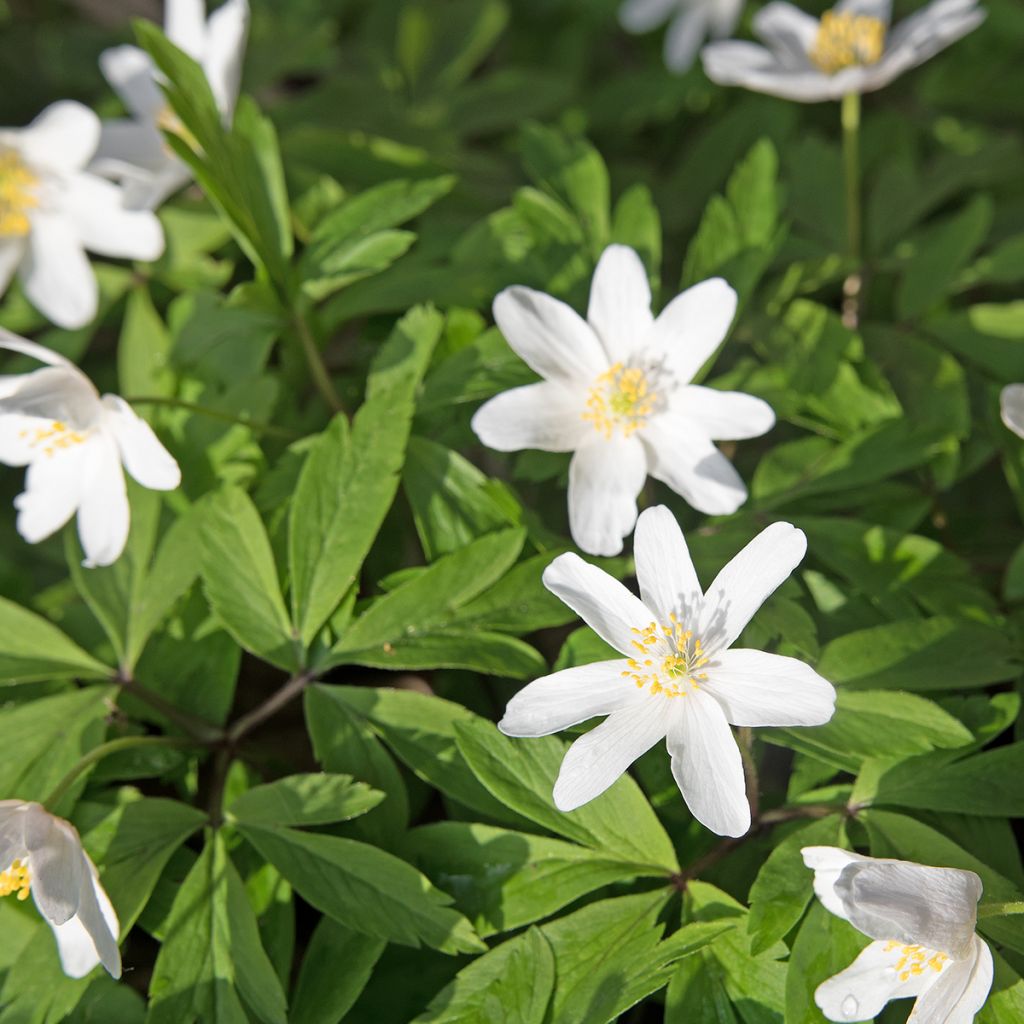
0 801 120 979
0 330 181 567
92 0 250 210
701 0 985 102
499 505 835 837
619 0 745 73
0 101 164 330
1000 384 1024 439
472 245 774 556
802 847 993 1023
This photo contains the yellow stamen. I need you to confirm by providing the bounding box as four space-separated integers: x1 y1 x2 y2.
17 420 91 458
0 858 31 901
0 150 38 238
583 363 659 440
882 941 949 983
621 619 710 698
810 10 885 74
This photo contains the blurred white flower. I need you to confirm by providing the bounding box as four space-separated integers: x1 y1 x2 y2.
802 847 993 1023
500 506 835 837
619 0 745 73
702 0 985 102
0 101 164 330
0 800 120 979
92 0 250 210
1000 384 1024 439
472 245 774 556
0 331 181 567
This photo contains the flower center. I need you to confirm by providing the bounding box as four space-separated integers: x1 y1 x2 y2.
0 858 31 901
0 149 38 238
583 363 658 439
19 420 92 458
883 941 949 982
622 615 710 698
809 10 885 74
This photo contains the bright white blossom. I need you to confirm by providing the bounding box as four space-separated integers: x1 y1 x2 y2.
619 0 744 73
0 101 164 329
702 0 985 102
472 245 774 556
92 0 250 210
0 801 120 979
802 847 993 1023
500 505 835 837
0 331 181 567
1000 384 1024 439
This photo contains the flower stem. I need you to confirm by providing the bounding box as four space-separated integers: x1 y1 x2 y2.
977 901 1024 919
44 735 196 809
124 396 298 439
293 313 344 415
116 673 225 744
226 670 317 744
841 90 863 329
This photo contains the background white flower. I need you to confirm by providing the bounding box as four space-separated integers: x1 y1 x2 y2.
472 245 774 556
0 331 181 567
0 800 120 979
1000 384 1024 439
500 505 835 837
92 0 250 210
619 0 745 73
802 847 993 1023
0 101 164 329
701 0 985 102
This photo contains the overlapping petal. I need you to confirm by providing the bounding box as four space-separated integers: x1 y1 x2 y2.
633 504 702 625
101 395 181 491
471 382 589 453
673 385 775 441
587 244 653 365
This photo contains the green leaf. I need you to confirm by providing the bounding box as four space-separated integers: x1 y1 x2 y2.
238 823 485 955
815 616 1020 691
118 285 174 398
454 717 679 872
302 229 417 301
411 926 554 1024
200 486 299 672
290 305 443 649
610 183 661 282
147 832 288 1024
0 596 111 684
228 773 384 827
289 917 386 1024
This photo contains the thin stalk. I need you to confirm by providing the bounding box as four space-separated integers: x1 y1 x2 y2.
841 90 863 328
227 670 316 745
977 901 1024 919
738 727 759 821
45 735 195 809
293 313 344 415
117 674 224 744
124 396 298 440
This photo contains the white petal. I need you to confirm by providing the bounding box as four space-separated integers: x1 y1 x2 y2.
586 245 654 365
674 385 775 441
543 551 661 657
907 936 992 1024
633 504 702 625
120 162 193 211
101 395 180 490
641 414 748 516
0 237 25 295
92 119 171 179
20 214 98 330
23 805 83 926
619 0 679 32
568 435 648 556
16 101 99 173
708 0 744 37
471 381 589 453
836 0 892 20
643 277 737 384
0 330 76 370
0 413 61 467
493 286 608 385
165 0 207 57
552 696 668 811
697 522 807 654
836 861 982 958
801 846 872 921
0 365 101 433
51 856 121 979
752 1 820 60
663 8 709 72
62 174 165 261
76 433 131 568
203 0 250 116
701 649 836 727
14 439 90 544
499 659 647 737
814 939 932 1022
701 41 838 102
1001 384 1024 439
666 690 749 837
98 45 165 120
0 802 27 868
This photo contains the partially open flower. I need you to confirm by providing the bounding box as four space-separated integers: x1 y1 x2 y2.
0 801 120 979
1000 384 1024 439
92 0 250 210
619 0 745 73
802 847 993 1023
702 0 985 102
0 331 181 567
